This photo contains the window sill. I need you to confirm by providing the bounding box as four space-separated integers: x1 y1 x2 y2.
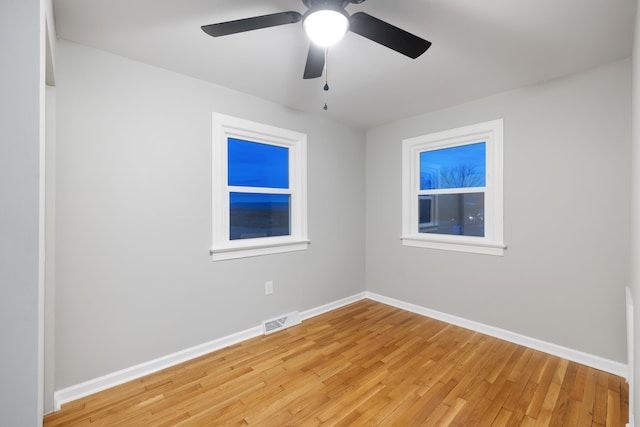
210 239 310 261
401 235 505 256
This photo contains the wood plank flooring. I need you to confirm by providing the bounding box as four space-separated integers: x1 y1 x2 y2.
44 300 628 426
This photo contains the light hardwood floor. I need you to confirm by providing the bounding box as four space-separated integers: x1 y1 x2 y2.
44 300 628 426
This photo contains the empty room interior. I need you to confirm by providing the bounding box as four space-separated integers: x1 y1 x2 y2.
5 0 640 425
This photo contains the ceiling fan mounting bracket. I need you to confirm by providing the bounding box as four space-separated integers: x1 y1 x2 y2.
302 0 353 9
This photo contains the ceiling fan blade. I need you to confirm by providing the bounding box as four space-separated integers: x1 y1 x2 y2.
303 43 325 79
349 12 431 59
202 11 302 37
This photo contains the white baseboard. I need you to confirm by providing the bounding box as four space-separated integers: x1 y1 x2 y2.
300 292 366 320
53 325 263 411
53 293 367 411
627 286 635 426
54 290 628 411
365 292 628 378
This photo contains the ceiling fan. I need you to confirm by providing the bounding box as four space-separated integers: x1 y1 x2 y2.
201 0 431 80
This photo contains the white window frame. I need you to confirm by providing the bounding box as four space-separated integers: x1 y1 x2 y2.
401 119 505 256
210 113 308 261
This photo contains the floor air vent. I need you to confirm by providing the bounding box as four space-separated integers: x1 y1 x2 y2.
263 311 301 335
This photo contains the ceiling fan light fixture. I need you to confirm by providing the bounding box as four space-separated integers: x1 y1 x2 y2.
303 8 350 47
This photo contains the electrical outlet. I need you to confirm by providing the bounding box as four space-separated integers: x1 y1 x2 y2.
265 280 273 295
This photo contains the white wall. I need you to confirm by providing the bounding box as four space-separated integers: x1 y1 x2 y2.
366 59 631 363
0 0 45 425
54 41 366 388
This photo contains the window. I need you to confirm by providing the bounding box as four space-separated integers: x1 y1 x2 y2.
402 119 505 255
211 113 308 261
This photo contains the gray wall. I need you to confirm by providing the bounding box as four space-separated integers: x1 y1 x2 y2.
44 86 57 414
365 59 631 363
0 0 44 425
54 41 366 388
54 38 632 396
631 0 640 421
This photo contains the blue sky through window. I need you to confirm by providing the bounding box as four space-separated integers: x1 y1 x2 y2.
420 142 486 190
228 138 289 189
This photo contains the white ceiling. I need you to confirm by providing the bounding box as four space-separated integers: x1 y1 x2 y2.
52 0 635 129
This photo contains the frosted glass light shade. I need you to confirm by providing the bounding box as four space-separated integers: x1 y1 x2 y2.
303 9 349 47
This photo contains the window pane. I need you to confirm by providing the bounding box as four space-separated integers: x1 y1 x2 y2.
230 193 290 240
228 138 289 188
419 193 484 237
419 196 434 225
420 142 486 190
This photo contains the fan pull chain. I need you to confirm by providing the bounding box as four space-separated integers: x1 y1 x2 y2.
324 47 329 91
323 47 329 110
